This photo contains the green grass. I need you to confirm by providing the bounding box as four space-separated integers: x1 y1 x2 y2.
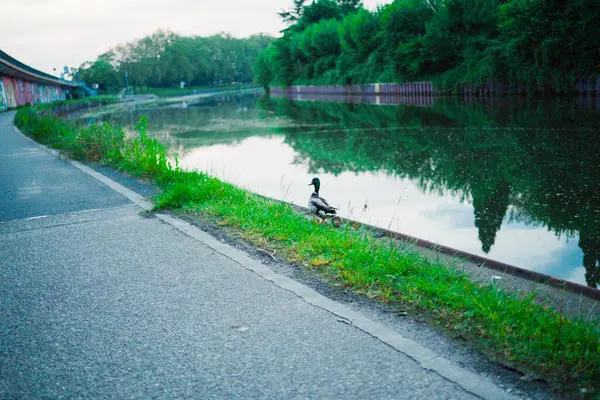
134 84 260 97
1 96 119 113
34 95 120 111
14 102 600 397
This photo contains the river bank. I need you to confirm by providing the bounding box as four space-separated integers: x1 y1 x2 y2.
92 93 600 288
13 99 600 397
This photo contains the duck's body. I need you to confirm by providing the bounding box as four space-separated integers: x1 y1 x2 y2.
309 191 337 218
308 177 338 220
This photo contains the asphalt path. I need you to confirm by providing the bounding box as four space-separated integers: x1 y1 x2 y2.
0 111 508 399
0 113 129 222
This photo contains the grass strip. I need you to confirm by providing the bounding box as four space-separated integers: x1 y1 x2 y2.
134 84 259 97
34 95 120 111
14 103 600 397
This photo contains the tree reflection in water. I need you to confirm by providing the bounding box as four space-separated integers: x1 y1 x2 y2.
258 96 600 288
97 94 600 287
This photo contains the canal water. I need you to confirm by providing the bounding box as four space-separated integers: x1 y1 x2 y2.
89 93 600 288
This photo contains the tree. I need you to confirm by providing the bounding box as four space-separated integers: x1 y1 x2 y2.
295 0 342 31
499 0 600 93
256 0 600 92
76 58 122 93
337 0 362 16
278 0 307 25
161 37 198 86
80 29 273 90
253 48 274 91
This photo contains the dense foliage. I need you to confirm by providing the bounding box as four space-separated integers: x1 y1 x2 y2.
77 30 274 93
255 0 600 93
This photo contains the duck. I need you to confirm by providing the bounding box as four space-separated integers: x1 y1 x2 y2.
308 177 338 221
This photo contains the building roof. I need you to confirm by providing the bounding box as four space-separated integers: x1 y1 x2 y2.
0 50 78 88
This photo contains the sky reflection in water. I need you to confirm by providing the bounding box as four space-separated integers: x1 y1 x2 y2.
97 94 600 288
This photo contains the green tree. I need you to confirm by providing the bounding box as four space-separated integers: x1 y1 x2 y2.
77 57 122 93
338 0 363 16
161 37 197 86
278 0 308 25
271 36 296 87
295 0 342 31
258 0 600 92
81 29 273 90
253 48 274 91
499 0 600 93
379 0 433 78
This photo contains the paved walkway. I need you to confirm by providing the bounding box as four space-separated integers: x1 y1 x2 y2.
0 111 515 399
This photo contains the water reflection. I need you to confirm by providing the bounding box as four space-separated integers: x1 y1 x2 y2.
94 94 600 288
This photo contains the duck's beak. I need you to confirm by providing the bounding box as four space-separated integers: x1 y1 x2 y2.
308 182 313 186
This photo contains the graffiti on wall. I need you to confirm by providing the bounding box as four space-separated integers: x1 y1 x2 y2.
0 75 68 110
0 79 7 110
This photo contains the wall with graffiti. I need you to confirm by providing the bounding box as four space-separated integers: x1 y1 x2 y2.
0 75 69 110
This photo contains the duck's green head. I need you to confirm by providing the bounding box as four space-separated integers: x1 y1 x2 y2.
308 177 321 193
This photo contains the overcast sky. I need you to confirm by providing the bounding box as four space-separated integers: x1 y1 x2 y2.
1 0 392 76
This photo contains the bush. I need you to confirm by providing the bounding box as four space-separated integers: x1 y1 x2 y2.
257 0 600 92
73 122 125 162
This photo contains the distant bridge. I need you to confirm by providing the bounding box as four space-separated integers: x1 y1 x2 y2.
0 50 80 110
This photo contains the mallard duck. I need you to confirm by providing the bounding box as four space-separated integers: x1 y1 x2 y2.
308 177 338 221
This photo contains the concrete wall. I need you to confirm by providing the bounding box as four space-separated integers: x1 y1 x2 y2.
273 78 600 98
271 83 435 97
0 49 76 111
0 75 67 110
